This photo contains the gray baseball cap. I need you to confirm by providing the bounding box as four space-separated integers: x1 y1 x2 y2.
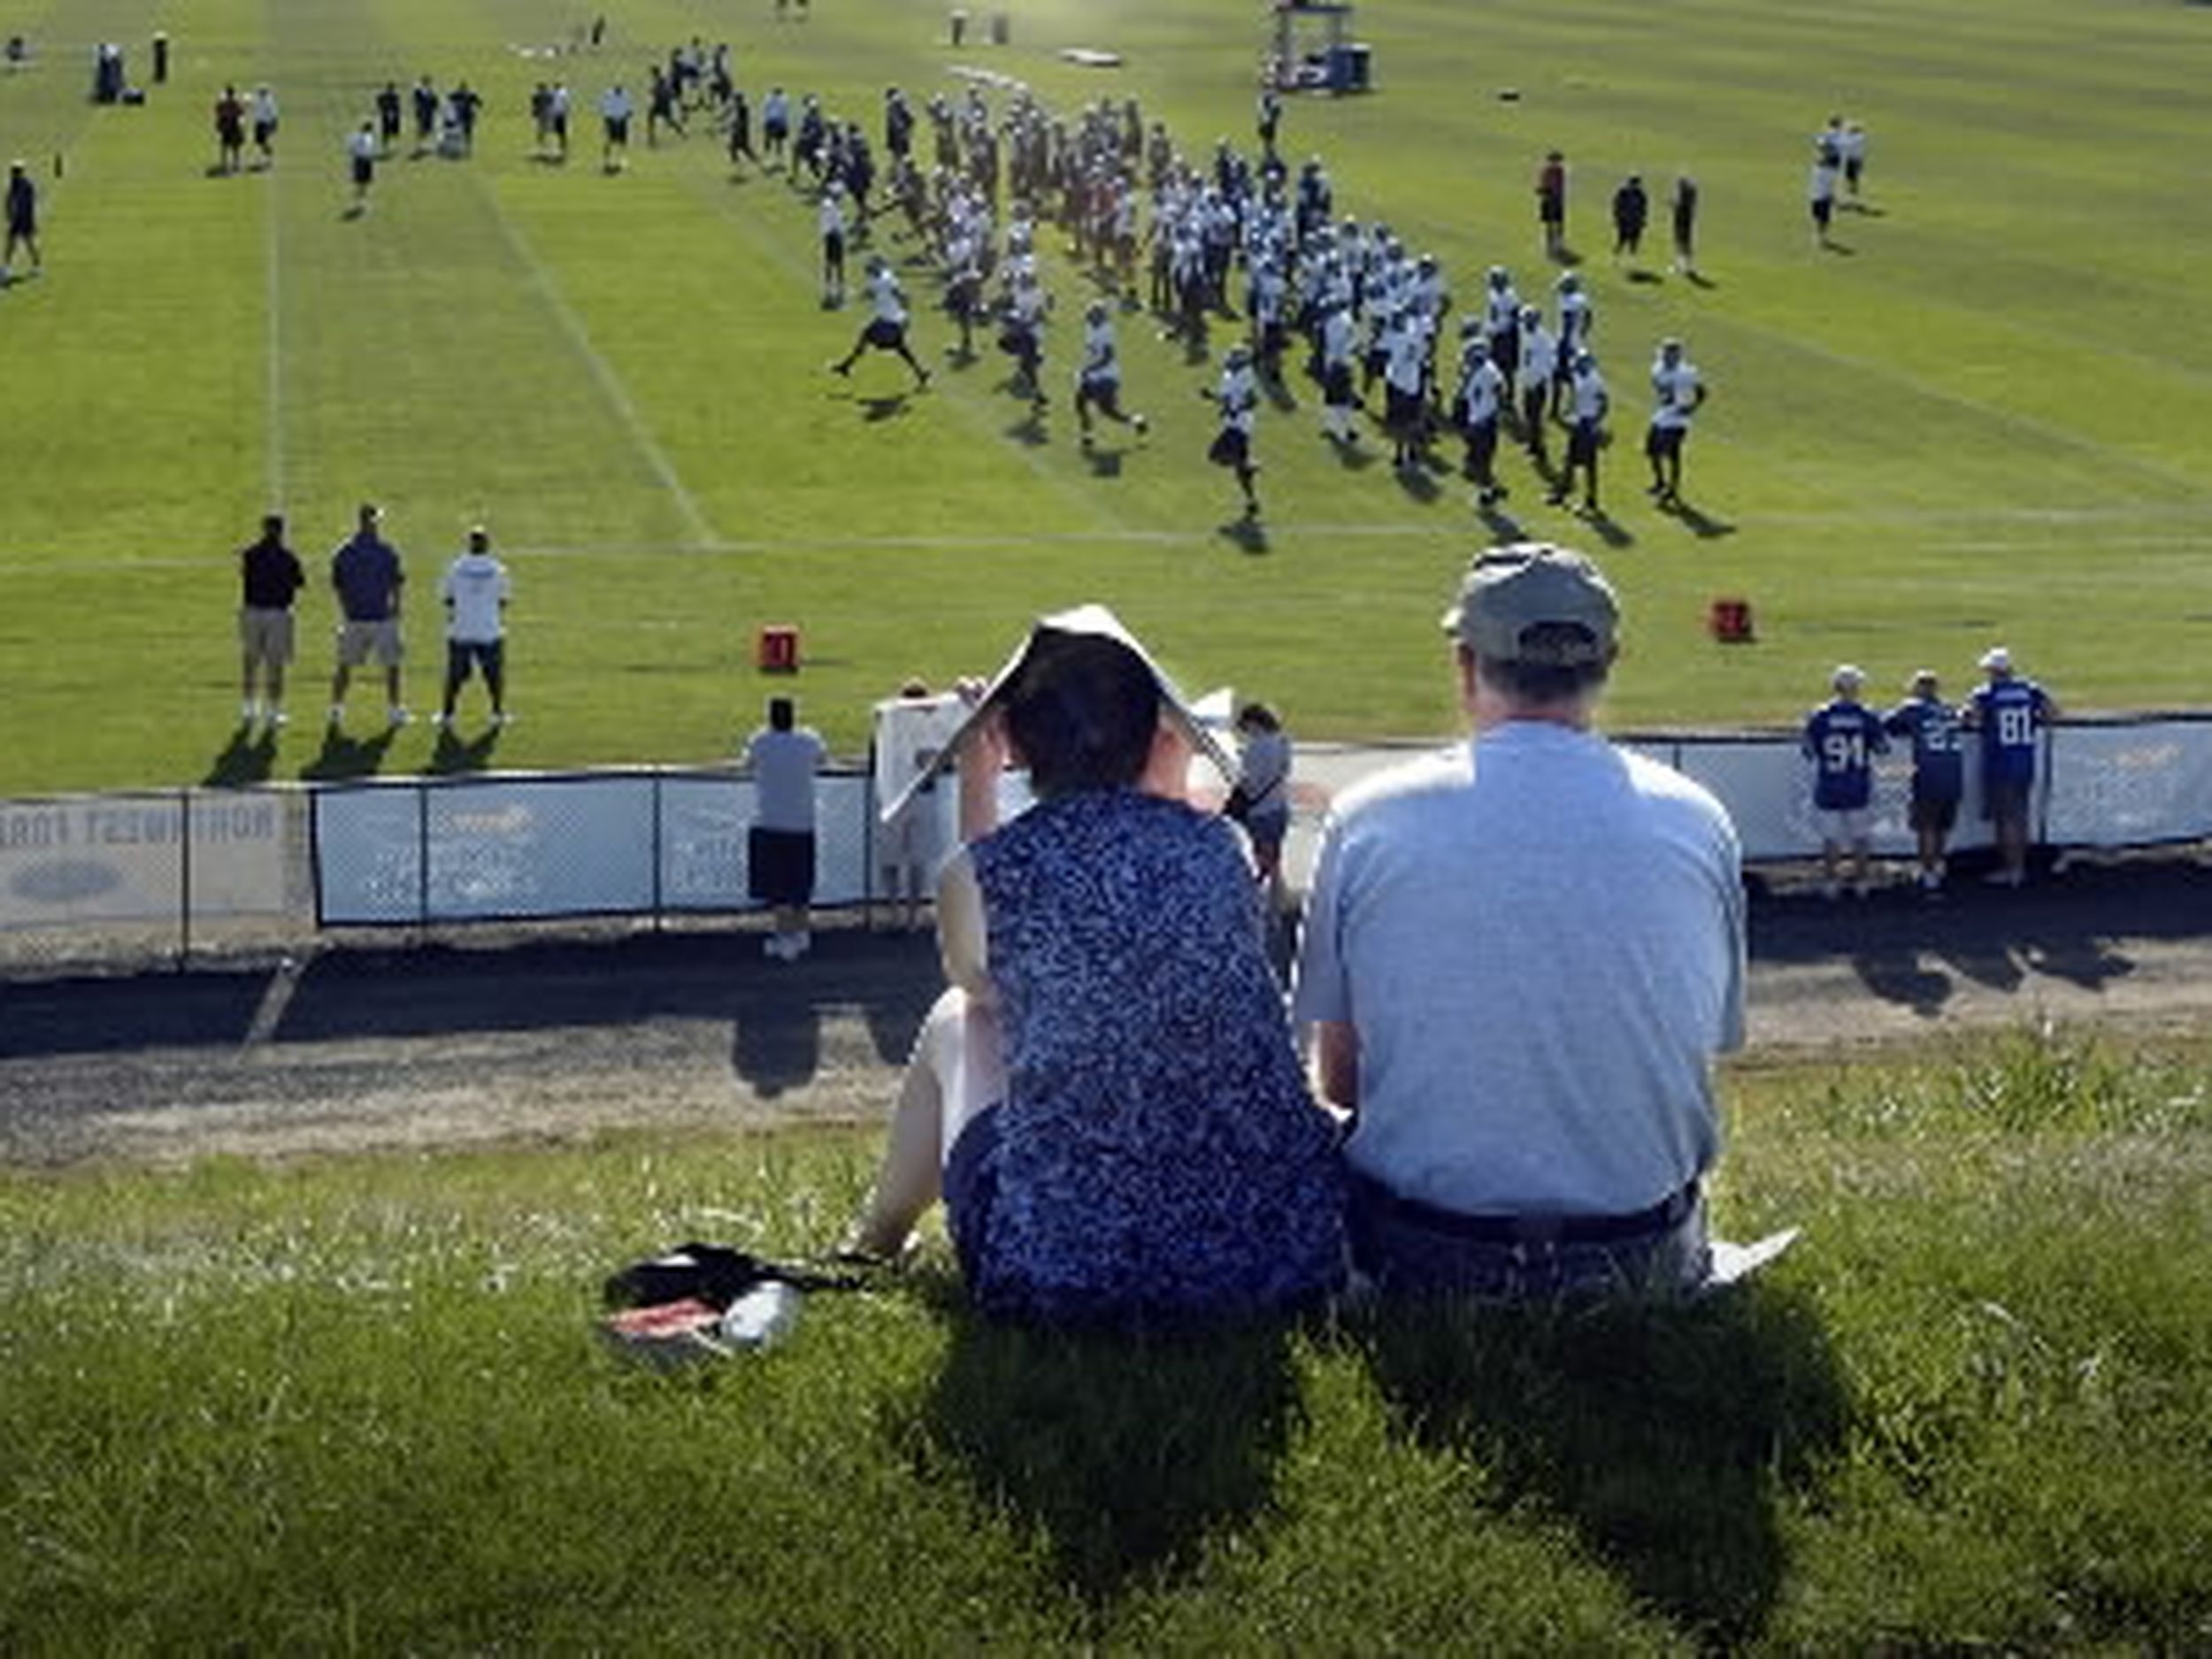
1440 543 1619 666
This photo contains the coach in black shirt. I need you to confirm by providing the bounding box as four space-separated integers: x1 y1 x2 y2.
238 512 304 728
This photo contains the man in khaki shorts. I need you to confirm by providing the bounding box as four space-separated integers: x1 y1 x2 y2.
328 503 409 729
236 512 304 728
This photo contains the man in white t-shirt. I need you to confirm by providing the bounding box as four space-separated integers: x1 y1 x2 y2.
1294 544 1745 1297
746 695 829 960
1549 349 1609 516
435 526 511 728
1645 336 1708 506
599 83 633 170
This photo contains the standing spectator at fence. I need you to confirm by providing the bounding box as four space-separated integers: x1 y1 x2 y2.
873 679 964 933
1885 669 1966 894
328 503 408 730
1227 701 1294 904
434 526 511 730
747 695 827 961
1966 646 2058 888
2 159 39 283
237 512 303 728
1802 664 1889 899
1293 545 1744 1297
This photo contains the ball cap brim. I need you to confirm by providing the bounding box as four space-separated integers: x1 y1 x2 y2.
1440 543 1619 667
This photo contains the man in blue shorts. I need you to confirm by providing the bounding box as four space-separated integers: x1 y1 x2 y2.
1801 664 1889 899
1294 544 1745 1299
1966 646 2058 887
1884 669 1965 893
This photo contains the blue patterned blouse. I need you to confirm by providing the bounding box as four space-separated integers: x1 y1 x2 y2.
961 788 1345 1324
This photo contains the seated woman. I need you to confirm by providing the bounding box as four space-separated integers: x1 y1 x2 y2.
850 606 1344 1325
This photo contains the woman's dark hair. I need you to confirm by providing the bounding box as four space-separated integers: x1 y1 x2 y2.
1001 633 1161 798
1234 701 1280 734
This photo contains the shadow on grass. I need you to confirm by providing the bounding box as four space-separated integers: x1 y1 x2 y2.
1476 501 1526 541
426 723 502 776
302 725 396 781
1394 459 1442 503
911 1294 1303 1603
1353 1281 1847 1649
1668 498 1737 539
204 722 278 787
1217 515 1269 555
1583 507 1634 549
1329 433 1378 471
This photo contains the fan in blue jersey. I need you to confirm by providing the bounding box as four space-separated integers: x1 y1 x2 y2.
1964 646 2058 888
1802 664 1889 898
1883 669 1967 893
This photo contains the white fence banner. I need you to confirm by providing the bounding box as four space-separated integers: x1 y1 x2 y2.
0 792 291 931
425 776 658 920
2045 719 2212 849
313 785 424 926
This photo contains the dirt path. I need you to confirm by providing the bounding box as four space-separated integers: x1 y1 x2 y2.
1 851 2206 1166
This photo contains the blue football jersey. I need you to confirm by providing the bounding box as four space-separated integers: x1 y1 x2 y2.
1883 696 1965 799
1803 700 1889 810
1971 680 2051 786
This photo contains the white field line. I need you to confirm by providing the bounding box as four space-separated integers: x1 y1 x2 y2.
4 513 2211 577
264 149 286 508
469 184 720 549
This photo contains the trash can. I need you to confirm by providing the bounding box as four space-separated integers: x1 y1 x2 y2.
152 32 168 83
988 12 1010 45
949 8 968 46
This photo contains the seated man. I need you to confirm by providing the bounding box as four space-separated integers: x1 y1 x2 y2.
1293 543 1747 1298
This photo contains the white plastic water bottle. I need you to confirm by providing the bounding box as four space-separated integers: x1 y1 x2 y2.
718 1280 803 1350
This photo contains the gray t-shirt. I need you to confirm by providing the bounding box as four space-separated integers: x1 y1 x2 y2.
745 726 826 834
1292 721 1745 1217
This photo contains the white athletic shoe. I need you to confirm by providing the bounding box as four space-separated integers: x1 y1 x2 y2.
269 708 288 729
388 705 412 727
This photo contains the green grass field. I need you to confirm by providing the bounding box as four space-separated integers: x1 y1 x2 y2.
4 1030 2209 1650
3 0 2210 795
